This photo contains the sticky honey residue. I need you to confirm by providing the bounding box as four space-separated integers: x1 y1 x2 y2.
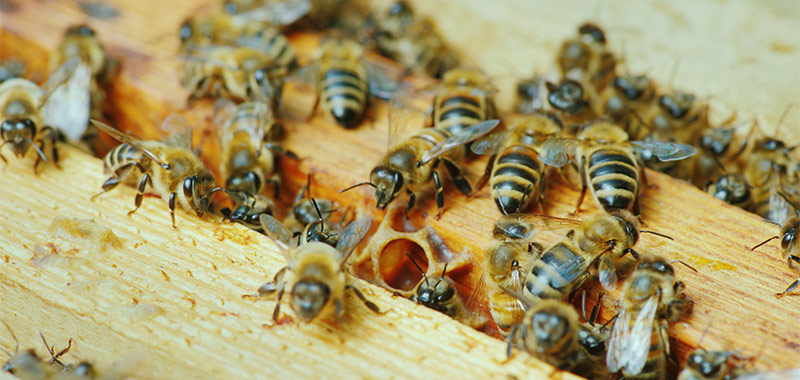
47 217 124 255
770 41 795 53
682 253 738 271
213 225 256 245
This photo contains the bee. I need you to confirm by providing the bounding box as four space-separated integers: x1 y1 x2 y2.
514 76 546 115
678 349 754 380
521 211 656 304
556 23 617 91
483 213 543 336
706 172 752 209
0 78 59 171
593 73 656 140
181 45 286 103
428 68 497 137
745 134 798 223
90 116 222 228
470 113 563 214
607 254 694 380
246 215 380 322
643 91 709 145
366 1 459 78
540 121 696 215
340 108 499 217
751 192 800 298
260 193 342 247
283 175 343 243
221 190 275 232
505 298 607 379
545 79 595 130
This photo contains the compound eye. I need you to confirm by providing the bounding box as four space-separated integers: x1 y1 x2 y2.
179 22 192 42
782 231 795 251
183 176 195 199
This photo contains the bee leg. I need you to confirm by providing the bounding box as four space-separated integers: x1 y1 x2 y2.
40 126 60 169
432 169 445 220
0 151 7 165
265 173 281 199
307 89 321 122
273 283 286 322
471 153 496 197
405 189 416 215
571 158 587 216
505 323 519 359
33 139 47 175
92 162 141 200
345 284 381 314
442 157 472 195
425 105 434 128
776 278 799 298
127 173 151 217
168 192 177 228
528 241 543 253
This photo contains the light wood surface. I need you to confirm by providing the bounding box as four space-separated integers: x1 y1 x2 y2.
1 0 799 379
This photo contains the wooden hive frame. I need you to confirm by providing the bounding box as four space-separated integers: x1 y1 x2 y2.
1 0 799 379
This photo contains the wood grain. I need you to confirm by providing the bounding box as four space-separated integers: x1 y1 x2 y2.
1 0 799 378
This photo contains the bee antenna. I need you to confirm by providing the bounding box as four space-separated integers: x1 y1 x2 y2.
580 291 592 326
640 230 673 240
697 321 713 350
0 320 19 356
310 198 324 233
628 109 653 130
406 253 429 286
304 172 313 199
668 60 681 90
339 182 377 193
601 313 618 330
670 259 698 272
498 284 533 310
25 138 49 162
495 188 509 215
434 263 449 288
751 235 779 251
774 103 794 135
710 154 727 174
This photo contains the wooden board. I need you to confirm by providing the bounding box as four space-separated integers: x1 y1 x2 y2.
1 0 799 379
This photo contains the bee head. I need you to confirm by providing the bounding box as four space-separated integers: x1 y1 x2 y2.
226 170 261 195
292 280 331 322
3 350 40 374
613 75 650 100
610 210 641 245
516 78 542 99
699 127 734 156
66 24 96 37
294 198 333 226
546 80 589 115
578 328 606 356
636 255 675 277
752 137 787 153
487 243 522 282
578 23 606 44
782 219 799 252
658 92 695 119
1 118 37 158
388 1 411 16
179 19 194 44
74 362 96 377
413 275 455 313
183 172 221 217
528 301 573 354
710 174 750 205
687 350 730 378
369 166 404 210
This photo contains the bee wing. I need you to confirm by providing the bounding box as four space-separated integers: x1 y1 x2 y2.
90 120 170 169
496 213 581 237
420 119 501 164
366 64 399 102
386 91 416 148
40 57 92 142
157 113 194 150
213 98 238 145
631 140 697 162
232 0 311 26
336 216 373 267
258 214 294 249
471 130 510 155
607 295 658 374
767 189 793 226
735 370 800 380
539 137 580 167
598 256 618 291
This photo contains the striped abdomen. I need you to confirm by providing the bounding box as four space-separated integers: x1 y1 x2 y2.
624 323 667 380
103 143 145 174
492 145 543 213
409 127 450 153
240 27 296 69
524 242 589 302
435 93 486 136
489 288 526 337
321 66 368 129
587 147 639 212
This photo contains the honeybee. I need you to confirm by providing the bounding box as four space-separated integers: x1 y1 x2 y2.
340 106 499 217
246 215 380 322
643 91 709 145
540 121 696 215
90 116 222 228
706 172 752 209
221 0 344 30
593 73 656 140
365 1 459 78
428 68 497 137
483 213 543 336
514 76 546 115
678 349 754 380
751 192 799 298
545 79 595 130
221 190 275 232
745 136 797 223
0 78 60 171
181 45 286 103
283 174 340 237
506 299 607 379
260 195 342 247
470 113 562 214
556 23 617 91
607 254 694 380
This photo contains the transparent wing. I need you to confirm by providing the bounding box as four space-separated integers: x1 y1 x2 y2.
495 213 581 237
623 296 659 374
232 0 311 26
159 114 193 149
366 63 399 101
470 130 510 155
735 370 800 380
336 216 373 267
259 214 294 248
539 137 579 167
768 189 793 227
598 256 618 291
420 119 501 164
465 272 488 312
631 140 697 162
606 301 631 373
90 120 169 169
213 98 238 147
40 57 91 142
386 90 416 148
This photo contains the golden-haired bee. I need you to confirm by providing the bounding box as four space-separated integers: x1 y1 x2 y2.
678 349 754 380
181 45 286 103
514 76 546 115
689 122 751 186
540 121 696 215
283 174 341 239
471 113 563 214
752 192 799 297
593 73 656 140
365 1 459 78
745 133 798 223
607 254 694 380
340 108 499 217
482 214 543 336
506 299 608 379
260 194 342 248
545 79 595 130
643 91 709 145
221 190 275 232
428 68 497 137
406 254 486 328
556 23 617 91
90 116 222 228
0 78 59 171
706 172 752 210
246 215 380 322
